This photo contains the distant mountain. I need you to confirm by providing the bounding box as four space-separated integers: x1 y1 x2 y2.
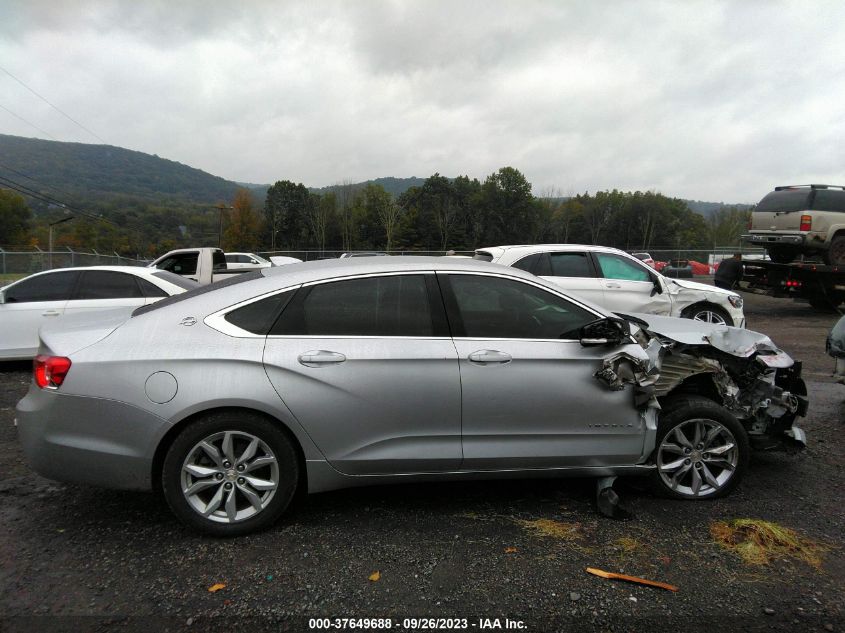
0 133 242 204
310 176 427 198
0 134 754 215
685 199 754 215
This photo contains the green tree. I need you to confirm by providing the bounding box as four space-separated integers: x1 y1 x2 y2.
479 167 536 244
264 180 309 250
0 189 32 245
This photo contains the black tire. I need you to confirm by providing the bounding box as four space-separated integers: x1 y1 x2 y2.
650 396 749 500
767 246 797 264
807 293 842 313
681 303 733 326
162 411 299 536
824 234 845 266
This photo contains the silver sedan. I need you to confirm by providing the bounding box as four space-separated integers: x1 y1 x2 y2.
15 257 807 535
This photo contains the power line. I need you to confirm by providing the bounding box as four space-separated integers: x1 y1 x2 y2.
0 160 84 201
0 103 57 140
0 173 134 231
0 64 107 144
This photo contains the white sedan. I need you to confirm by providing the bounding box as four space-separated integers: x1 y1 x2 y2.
224 252 272 269
475 244 745 327
0 266 194 360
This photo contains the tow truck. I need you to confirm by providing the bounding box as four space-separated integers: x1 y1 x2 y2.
739 258 845 312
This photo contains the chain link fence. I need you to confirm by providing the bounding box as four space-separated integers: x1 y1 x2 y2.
0 247 149 277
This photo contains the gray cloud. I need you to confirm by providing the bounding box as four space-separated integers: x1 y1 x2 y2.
1 0 843 202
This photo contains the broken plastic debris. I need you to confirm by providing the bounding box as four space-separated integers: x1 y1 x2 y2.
368 571 381 582
585 567 678 592
207 583 226 593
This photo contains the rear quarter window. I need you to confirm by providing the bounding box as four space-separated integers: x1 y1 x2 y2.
811 189 845 212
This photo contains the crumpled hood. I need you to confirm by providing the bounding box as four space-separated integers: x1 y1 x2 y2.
626 313 784 359
668 277 738 298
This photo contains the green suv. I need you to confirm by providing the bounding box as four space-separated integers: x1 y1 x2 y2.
743 184 845 264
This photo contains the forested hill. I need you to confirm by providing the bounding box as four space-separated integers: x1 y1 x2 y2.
0 133 244 203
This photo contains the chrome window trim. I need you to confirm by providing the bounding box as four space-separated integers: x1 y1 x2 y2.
205 269 607 342
204 283 302 338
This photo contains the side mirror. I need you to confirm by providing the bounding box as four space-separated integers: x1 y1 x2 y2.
579 317 630 347
250 259 259 264
651 277 663 296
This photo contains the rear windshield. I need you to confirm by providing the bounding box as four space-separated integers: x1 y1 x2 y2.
132 271 263 317
757 188 845 213
756 189 811 213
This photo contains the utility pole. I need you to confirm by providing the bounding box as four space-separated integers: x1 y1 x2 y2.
48 216 75 269
216 204 234 248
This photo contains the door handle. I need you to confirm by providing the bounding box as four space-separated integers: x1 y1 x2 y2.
42 310 61 317
468 350 512 364
604 282 621 288
298 350 347 367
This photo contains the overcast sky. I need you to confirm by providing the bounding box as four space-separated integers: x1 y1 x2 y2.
1 1 843 202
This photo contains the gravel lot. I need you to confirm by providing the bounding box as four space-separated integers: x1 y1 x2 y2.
1 291 843 632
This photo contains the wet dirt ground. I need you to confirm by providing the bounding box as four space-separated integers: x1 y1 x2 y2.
0 291 842 632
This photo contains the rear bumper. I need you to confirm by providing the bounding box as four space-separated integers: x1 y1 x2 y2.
743 233 805 246
15 386 169 490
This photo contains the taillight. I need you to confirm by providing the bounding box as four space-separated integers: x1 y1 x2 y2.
799 215 812 231
33 355 72 389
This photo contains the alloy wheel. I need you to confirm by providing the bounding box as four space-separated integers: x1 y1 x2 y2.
656 418 739 497
180 430 279 523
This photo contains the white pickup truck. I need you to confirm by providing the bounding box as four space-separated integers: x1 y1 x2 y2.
148 247 262 285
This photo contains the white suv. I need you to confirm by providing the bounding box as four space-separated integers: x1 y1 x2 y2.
475 244 745 326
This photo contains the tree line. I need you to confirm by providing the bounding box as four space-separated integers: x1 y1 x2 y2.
2 166 751 257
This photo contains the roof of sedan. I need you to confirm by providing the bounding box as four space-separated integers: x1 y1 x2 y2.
260 255 512 280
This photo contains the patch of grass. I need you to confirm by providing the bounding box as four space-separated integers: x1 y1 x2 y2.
515 518 582 541
711 519 828 569
0 273 26 284
614 536 645 556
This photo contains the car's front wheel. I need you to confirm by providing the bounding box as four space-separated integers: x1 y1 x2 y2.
162 411 299 536
681 303 733 326
650 396 749 500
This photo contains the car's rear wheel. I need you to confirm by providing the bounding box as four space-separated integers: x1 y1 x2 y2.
681 303 733 326
807 292 843 312
824 234 845 266
767 246 797 264
651 396 749 500
162 411 299 536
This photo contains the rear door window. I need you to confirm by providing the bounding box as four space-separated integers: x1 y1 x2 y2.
4 271 80 303
549 252 593 277
272 275 434 337
75 271 144 299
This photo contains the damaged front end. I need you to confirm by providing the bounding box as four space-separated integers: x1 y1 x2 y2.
595 314 808 453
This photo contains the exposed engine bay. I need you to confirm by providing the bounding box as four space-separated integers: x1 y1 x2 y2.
596 313 808 452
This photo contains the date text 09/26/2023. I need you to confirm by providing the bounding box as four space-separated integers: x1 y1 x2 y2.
308 618 527 630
